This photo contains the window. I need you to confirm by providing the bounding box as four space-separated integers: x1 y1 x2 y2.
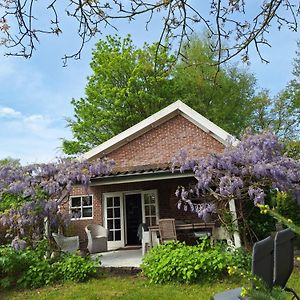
143 191 158 227
105 195 122 242
70 195 93 219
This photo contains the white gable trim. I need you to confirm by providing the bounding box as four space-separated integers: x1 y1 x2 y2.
82 100 237 160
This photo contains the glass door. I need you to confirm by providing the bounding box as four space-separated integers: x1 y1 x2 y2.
103 193 124 249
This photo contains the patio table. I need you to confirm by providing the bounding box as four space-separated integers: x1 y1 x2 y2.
148 222 215 248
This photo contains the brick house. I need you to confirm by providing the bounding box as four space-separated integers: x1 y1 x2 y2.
66 100 236 250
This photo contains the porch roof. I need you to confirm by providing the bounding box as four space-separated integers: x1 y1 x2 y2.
90 164 194 186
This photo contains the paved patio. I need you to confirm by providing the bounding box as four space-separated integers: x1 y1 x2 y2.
92 248 143 268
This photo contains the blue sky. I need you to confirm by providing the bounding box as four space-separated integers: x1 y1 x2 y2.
0 5 299 165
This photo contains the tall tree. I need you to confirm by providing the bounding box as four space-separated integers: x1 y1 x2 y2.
251 41 300 140
63 35 259 155
1 1 299 65
63 35 176 154
173 37 257 137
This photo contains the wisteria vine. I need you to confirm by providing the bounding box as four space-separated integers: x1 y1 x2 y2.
173 132 300 223
0 158 114 249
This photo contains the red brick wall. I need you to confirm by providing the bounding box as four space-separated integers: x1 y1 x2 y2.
62 185 103 241
64 115 225 244
63 177 206 243
104 115 224 168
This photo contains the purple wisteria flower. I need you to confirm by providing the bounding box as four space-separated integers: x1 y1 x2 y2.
173 132 300 219
11 237 27 251
0 157 113 246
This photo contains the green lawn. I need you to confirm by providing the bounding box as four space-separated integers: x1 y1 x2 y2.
1 269 299 300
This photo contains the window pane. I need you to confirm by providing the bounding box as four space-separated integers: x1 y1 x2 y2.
108 230 113 241
82 196 92 206
145 205 150 215
107 197 113 208
71 208 81 219
144 195 150 204
150 205 156 215
82 208 92 218
108 220 113 230
115 219 120 230
107 208 113 218
115 230 121 241
114 208 120 218
145 217 151 227
151 217 157 226
71 197 81 207
149 194 156 204
114 197 120 207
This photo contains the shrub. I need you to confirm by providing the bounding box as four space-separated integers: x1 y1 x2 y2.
55 254 98 282
0 241 99 289
0 244 39 288
141 239 250 283
18 259 58 288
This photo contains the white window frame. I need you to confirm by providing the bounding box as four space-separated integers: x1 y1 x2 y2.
141 190 159 227
103 192 124 250
103 189 159 250
69 194 93 220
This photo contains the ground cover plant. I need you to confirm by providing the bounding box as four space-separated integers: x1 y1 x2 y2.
141 239 251 284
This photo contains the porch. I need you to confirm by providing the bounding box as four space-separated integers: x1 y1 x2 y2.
92 247 143 268
70 169 237 251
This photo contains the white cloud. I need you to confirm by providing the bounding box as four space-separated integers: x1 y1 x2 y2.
0 51 82 165
24 114 51 133
0 104 71 164
0 107 21 118
24 114 45 122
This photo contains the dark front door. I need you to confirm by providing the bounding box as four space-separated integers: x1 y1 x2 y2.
125 194 142 245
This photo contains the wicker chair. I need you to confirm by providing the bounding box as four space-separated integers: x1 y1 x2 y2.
85 224 108 254
52 233 79 254
158 218 177 244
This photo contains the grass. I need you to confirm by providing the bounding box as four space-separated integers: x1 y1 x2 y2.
1 269 299 300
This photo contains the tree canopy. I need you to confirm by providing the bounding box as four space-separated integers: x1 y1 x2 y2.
173 37 257 137
1 1 299 65
63 35 259 155
62 35 177 154
251 41 300 140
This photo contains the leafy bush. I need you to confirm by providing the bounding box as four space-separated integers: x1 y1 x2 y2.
0 244 39 288
141 239 250 283
55 254 98 282
18 259 58 288
0 241 99 289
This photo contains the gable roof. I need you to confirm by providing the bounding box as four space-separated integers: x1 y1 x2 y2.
82 100 237 160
